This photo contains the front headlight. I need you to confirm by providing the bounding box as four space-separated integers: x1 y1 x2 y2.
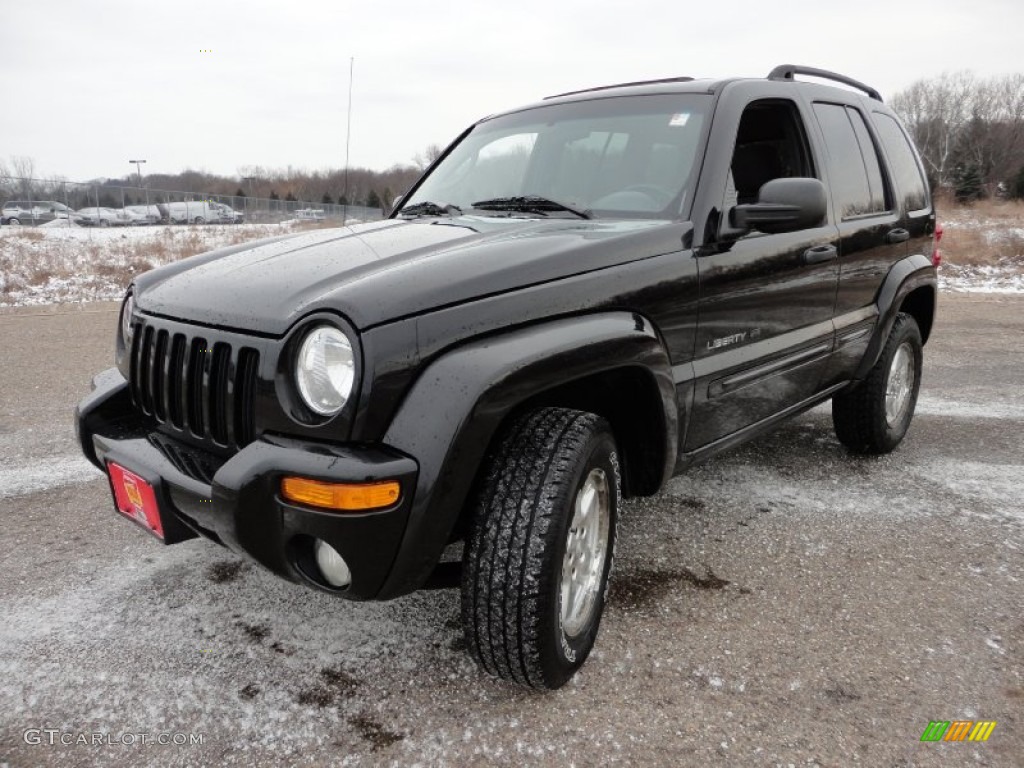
295 325 355 416
120 292 135 347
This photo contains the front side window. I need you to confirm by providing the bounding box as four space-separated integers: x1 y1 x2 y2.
728 99 816 207
403 94 710 219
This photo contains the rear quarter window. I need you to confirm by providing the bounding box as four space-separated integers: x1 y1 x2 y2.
872 112 930 213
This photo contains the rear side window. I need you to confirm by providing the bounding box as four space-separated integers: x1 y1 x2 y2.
847 110 887 210
813 103 886 219
872 112 930 213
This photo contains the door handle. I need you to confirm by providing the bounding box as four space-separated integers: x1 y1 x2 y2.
802 244 838 265
886 228 910 244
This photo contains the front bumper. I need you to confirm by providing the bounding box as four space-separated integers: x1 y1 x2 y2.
76 368 419 600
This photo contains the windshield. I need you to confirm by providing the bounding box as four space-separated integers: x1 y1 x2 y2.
403 93 709 220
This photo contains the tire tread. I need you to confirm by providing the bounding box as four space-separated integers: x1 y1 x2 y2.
462 407 603 689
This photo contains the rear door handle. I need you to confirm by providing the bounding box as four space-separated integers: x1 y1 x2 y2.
886 228 910 244
802 244 838 265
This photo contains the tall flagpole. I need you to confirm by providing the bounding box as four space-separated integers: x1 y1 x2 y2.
343 56 354 225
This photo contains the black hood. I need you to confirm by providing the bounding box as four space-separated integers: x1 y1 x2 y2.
135 217 687 335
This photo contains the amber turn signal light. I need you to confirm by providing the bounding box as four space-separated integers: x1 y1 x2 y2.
280 477 400 511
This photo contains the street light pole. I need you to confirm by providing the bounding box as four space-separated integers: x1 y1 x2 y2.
129 159 148 215
343 56 353 226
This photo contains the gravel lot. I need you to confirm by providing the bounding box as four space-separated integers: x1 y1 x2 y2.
0 294 1021 768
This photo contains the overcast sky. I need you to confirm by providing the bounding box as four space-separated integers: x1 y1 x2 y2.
2 0 1022 182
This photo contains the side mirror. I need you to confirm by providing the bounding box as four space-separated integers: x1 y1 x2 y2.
730 177 827 234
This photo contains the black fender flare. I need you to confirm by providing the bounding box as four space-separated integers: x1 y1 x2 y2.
853 254 937 381
377 311 676 598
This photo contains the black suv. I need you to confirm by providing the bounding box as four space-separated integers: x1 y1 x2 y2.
77 65 938 690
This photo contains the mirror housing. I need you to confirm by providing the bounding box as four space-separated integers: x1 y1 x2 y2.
730 177 827 234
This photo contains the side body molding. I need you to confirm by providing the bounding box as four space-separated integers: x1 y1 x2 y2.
378 312 677 598
854 253 937 381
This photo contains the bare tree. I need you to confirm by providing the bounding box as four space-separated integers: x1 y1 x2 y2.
9 155 36 199
893 72 1024 195
413 143 444 171
892 72 976 187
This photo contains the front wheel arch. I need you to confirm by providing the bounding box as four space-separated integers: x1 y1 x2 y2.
377 312 676 599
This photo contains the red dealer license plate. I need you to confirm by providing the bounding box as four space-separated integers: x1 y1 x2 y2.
108 462 165 540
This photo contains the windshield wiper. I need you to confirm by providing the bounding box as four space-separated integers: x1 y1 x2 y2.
398 201 462 217
470 195 592 219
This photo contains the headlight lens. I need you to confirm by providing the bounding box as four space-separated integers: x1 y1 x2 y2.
295 325 355 416
121 292 135 346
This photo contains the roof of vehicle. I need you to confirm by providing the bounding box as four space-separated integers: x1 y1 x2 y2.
485 65 885 120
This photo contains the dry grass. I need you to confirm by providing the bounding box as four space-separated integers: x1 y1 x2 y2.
4 229 45 242
0 222 323 306
934 198 1024 268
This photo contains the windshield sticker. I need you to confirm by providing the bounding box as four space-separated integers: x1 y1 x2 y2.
669 113 690 127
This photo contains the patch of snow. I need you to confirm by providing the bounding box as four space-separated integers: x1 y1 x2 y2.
0 455 100 498
915 396 1024 421
38 218 77 229
940 262 1024 294
912 459 1024 519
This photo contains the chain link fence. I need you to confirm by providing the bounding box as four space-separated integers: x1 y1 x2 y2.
0 176 385 226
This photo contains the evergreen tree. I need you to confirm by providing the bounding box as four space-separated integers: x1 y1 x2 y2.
366 189 382 209
269 190 279 200
285 191 297 202
235 188 246 198
1012 166 1024 200
322 193 334 205
953 163 984 202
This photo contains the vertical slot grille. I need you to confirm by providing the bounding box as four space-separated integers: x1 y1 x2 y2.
208 342 231 445
151 329 169 421
188 337 207 437
129 319 261 450
234 348 259 447
138 324 155 414
166 334 186 429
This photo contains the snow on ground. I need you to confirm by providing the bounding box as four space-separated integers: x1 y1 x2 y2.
0 222 358 307
0 455 97 499
939 261 1024 293
2 210 1023 306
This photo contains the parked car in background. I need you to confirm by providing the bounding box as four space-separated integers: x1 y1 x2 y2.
213 203 244 224
166 201 222 224
77 207 130 227
124 205 163 225
2 200 80 226
294 208 325 221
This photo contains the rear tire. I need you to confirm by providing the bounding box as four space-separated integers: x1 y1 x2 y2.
461 407 620 690
193 217 205 225
832 312 923 454
8 218 21 226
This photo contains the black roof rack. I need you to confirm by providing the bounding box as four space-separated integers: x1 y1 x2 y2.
545 76 695 100
767 64 882 102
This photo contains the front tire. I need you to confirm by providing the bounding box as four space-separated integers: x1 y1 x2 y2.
832 312 923 454
461 408 619 690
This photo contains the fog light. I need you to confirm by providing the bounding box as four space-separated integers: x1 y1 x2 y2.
314 539 352 588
